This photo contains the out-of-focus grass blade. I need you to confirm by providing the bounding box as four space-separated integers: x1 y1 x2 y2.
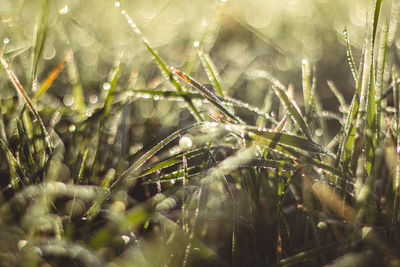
327 80 347 109
344 28 358 84
116 4 203 121
198 49 224 97
0 54 53 154
168 66 243 124
251 70 313 141
31 0 49 90
34 51 72 101
394 68 400 222
103 60 121 119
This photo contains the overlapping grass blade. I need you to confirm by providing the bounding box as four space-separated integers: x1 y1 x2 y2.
0 54 53 154
251 70 313 141
168 66 243 124
116 122 209 186
198 49 224 97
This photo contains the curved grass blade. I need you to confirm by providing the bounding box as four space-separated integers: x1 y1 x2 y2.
0 54 53 154
116 4 203 121
372 0 383 47
168 66 243 124
251 70 313 140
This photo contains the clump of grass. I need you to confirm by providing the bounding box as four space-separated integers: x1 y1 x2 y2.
0 0 400 266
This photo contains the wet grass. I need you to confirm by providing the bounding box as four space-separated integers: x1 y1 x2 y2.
1 0 400 266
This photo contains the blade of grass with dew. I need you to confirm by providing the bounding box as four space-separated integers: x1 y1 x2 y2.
198 49 224 97
131 88 277 124
168 66 243 124
327 80 347 109
0 54 53 155
238 124 331 155
116 3 203 121
393 68 400 222
33 51 72 101
31 0 49 91
252 70 313 141
337 52 365 171
0 137 22 189
114 122 210 187
376 24 389 142
302 59 312 118
141 146 227 176
344 28 358 84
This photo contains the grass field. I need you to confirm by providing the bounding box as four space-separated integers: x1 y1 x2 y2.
1 0 400 266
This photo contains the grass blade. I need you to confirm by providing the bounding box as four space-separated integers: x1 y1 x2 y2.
0 54 53 154
198 49 224 97
33 51 72 101
252 70 313 140
344 28 358 84
168 66 243 124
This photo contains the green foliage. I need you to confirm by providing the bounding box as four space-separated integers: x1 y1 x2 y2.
1 0 400 266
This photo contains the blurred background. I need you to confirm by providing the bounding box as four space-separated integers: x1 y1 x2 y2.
0 0 397 143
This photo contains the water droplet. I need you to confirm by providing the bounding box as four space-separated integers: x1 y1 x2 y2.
179 136 193 150
59 5 69 14
220 0 228 3
63 94 74 106
89 94 98 104
3 37 10 44
68 124 76 132
315 128 323 137
397 146 400 153
301 59 308 65
121 235 130 244
115 1 121 7
193 41 200 47
103 82 111 91
18 240 28 250
121 9 126 15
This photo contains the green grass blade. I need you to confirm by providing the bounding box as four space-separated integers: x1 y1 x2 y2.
372 0 383 47
245 127 332 156
168 66 243 124
116 122 209 186
302 59 312 117
198 49 224 97
252 70 313 140
0 54 53 155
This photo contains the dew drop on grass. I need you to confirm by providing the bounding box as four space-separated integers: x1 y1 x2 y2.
115 1 121 7
3 37 9 44
89 94 98 104
103 82 111 91
193 41 200 47
315 128 323 137
121 235 130 244
179 136 193 150
68 124 76 132
59 5 69 14
63 94 74 106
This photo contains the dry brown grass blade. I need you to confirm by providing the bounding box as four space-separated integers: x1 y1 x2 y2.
34 50 73 101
